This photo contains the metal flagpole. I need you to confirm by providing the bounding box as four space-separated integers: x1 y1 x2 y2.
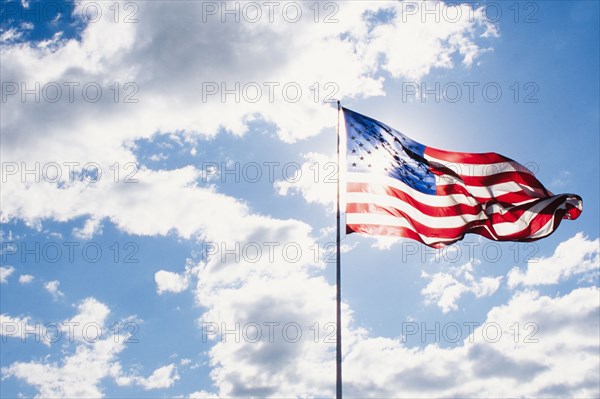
336 100 342 399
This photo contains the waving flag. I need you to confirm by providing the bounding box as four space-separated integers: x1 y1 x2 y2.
342 107 583 248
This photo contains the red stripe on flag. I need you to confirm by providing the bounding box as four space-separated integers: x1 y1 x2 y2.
430 166 547 191
435 183 543 204
424 147 511 165
347 182 483 216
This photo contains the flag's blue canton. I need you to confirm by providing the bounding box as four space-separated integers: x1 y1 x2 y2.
344 108 436 195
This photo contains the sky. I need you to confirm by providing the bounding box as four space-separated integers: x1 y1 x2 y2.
0 0 599 397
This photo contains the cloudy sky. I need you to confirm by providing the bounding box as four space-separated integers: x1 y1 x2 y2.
0 0 598 397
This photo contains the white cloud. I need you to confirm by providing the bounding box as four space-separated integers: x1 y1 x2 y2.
2 297 113 346
185 200 353 396
0 266 15 283
135 364 180 390
180 358 191 366
342 286 599 398
155 270 189 295
196 272 349 397
421 260 502 313
63 297 111 342
3 298 123 397
1 301 120 349
3 297 178 397
4 340 125 398
340 242 358 254
148 152 168 162
275 152 336 211
367 2 497 80
188 390 220 399
0 1 496 176
508 233 599 288
193 245 598 399
18 274 34 284
1 166 256 241
20 21 34 30
0 28 24 43
72 216 104 239
0 314 49 346
44 280 65 300
551 170 571 189
370 236 403 250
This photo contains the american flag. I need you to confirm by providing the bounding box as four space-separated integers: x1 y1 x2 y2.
342 107 583 248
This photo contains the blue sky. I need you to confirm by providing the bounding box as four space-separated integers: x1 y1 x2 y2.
1 1 598 397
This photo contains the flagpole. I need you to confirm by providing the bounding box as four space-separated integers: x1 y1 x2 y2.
336 100 342 399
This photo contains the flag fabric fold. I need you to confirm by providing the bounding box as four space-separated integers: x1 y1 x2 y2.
342 107 583 248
